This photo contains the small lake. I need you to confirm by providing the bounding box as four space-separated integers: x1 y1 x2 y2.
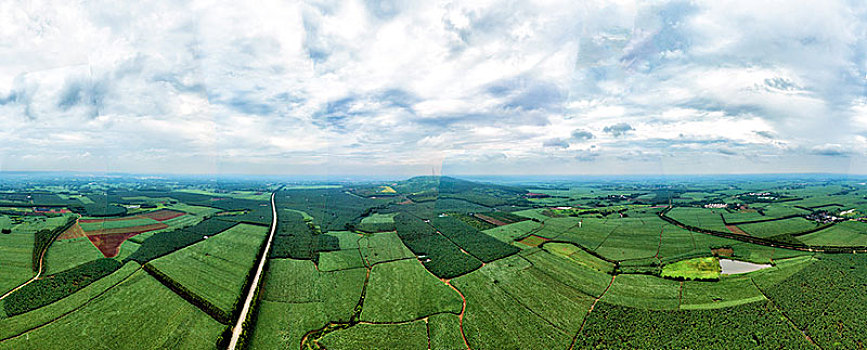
719 259 771 274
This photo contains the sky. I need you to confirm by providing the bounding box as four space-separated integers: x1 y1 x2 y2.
1 0 866 176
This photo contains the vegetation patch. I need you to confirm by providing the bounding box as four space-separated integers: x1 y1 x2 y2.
430 216 520 262
360 259 462 323
661 257 721 281
517 234 549 247
144 223 267 323
394 213 482 279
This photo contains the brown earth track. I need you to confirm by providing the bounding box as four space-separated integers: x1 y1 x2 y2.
473 214 508 227
442 279 470 350
725 224 749 236
139 209 186 221
568 274 616 350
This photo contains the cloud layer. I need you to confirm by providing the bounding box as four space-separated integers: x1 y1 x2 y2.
1 0 866 175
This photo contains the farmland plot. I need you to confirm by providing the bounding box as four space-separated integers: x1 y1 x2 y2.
145 223 267 318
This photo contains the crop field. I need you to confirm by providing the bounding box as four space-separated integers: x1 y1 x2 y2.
0 270 225 349
145 223 267 320
665 207 728 232
797 220 867 246
679 276 765 309
736 217 821 237
0 226 33 296
542 242 616 273
319 321 429 350
575 302 812 349
4 176 867 349
660 257 721 280
0 262 140 340
482 219 541 242
361 259 462 322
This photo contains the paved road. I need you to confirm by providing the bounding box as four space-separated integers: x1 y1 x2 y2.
228 191 278 349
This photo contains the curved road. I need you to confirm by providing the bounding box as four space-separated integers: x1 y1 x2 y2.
228 191 278 349
0 240 50 301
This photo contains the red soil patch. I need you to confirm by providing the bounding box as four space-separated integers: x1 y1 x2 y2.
518 234 550 247
83 222 168 258
725 224 749 236
711 247 734 257
139 209 185 221
473 214 508 226
397 199 414 205
57 223 86 240
86 231 149 258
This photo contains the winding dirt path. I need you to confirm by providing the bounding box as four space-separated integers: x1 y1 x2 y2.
568 274 616 350
442 279 471 350
0 230 54 301
227 192 278 350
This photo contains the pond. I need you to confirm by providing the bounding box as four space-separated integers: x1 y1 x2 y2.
719 259 771 274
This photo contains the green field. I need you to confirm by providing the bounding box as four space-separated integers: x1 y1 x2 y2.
4 176 867 349
319 321 429 350
78 217 162 231
360 259 462 322
736 217 821 237
482 220 541 243
248 258 366 349
797 220 867 246
0 270 224 349
601 274 681 310
0 262 140 340
666 207 729 232
44 237 105 274
661 257 721 281
145 223 267 317
0 227 34 296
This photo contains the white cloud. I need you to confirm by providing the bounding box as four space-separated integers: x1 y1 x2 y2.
0 0 865 175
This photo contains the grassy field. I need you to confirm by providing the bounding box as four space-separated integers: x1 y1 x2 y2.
549 217 618 251
661 257 721 281
0 270 224 349
145 223 267 316
679 275 765 309
797 220 867 246
44 237 105 275
482 220 541 243
0 226 33 296
358 232 416 266
542 242 615 273
361 259 462 323
249 258 366 349
601 274 681 310
319 321 429 350
0 262 139 338
666 207 728 232
521 250 613 298
594 218 666 260
736 217 821 238
428 313 464 349
260 259 365 321
452 258 586 349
